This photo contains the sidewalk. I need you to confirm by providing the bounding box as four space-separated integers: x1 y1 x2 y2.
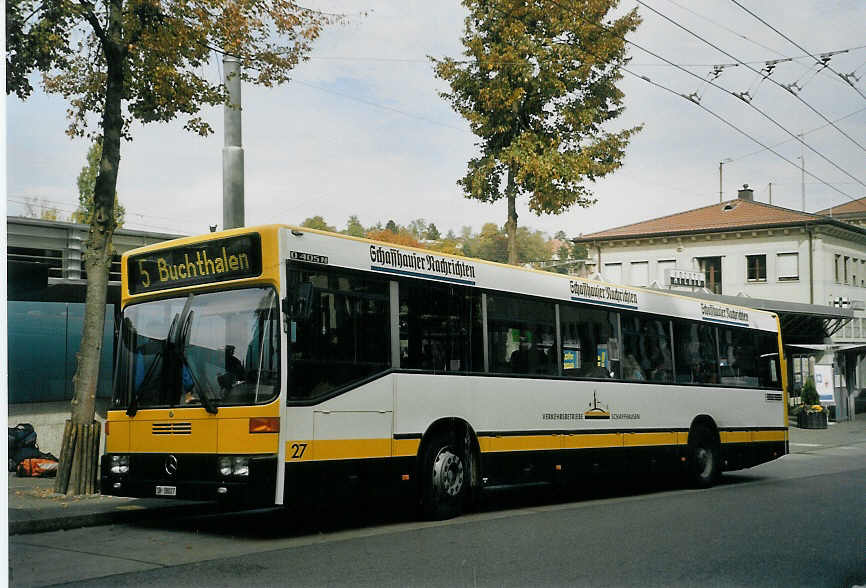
787 416 866 452
7 418 866 536
7 473 217 535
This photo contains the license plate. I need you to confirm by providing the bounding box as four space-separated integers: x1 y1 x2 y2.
155 485 177 496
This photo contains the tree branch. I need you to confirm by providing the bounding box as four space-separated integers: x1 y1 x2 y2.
22 1 49 25
78 0 107 46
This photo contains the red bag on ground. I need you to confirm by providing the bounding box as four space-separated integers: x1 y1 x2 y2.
17 456 59 478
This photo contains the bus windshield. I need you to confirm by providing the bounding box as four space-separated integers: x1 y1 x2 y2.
113 287 280 411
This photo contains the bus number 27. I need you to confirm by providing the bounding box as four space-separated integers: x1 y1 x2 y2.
290 443 307 459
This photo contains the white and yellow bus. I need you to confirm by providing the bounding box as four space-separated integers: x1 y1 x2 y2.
102 225 788 518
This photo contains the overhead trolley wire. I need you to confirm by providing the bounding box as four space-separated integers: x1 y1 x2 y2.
480 0 863 205
541 0 866 190
636 0 866 153
729 107 866 162
728 0 866 102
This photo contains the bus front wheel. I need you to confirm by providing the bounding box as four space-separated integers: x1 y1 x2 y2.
421 433 466 520
688 425 720 488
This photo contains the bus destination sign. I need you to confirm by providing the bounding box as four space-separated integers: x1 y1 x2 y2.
128 234 262 294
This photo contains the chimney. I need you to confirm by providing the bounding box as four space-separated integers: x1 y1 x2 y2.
737 184 754 201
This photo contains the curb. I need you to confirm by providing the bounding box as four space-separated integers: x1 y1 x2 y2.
9 501 218 536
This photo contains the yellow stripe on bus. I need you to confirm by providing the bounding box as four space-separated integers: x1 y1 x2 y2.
561 433 623 449
286 439 391 462
281 429 786 463
721 431 751 444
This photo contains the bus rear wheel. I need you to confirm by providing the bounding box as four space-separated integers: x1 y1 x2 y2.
421 433 466 520
688 425 720 488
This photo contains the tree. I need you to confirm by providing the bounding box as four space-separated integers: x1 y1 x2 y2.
344 215 366 237
7 0 339 494
367 228 422 249
426 223 441 241
385 219 399 234
301 215 336 232
22 197 63 221
466 222 508 263
433 0 641 264
72 141 125 227
407 218 428 240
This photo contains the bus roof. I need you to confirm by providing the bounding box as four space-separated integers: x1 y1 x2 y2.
120 224 780 332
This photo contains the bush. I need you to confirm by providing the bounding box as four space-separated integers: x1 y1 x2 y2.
801 377 819 407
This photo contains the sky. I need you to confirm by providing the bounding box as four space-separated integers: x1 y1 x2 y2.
5 0 866 240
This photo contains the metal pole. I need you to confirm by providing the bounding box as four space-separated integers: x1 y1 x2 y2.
719 161 723 203
223 55 244 230
799 134 805 212
768 182 772 205
800 155 806 212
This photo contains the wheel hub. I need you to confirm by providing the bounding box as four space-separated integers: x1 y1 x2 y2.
695 447 713 478
432 448 464 497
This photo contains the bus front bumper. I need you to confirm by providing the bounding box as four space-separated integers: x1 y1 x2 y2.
101 453 277 506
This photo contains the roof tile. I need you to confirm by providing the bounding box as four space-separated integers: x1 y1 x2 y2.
580 199 822 240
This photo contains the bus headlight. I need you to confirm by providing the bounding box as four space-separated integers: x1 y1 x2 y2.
218 456 249 477
232 457 249 477
110 455 129 474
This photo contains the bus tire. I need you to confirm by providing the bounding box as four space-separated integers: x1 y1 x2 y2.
688 425 720 488
421 432 467 520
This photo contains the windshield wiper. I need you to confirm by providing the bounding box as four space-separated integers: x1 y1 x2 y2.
127 319 170 417
175 296 219 414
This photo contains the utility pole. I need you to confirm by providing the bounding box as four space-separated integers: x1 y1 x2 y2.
719 158 732 202
768 181 772 205
223 55 244 230
799 133 805 212
800 155 806 212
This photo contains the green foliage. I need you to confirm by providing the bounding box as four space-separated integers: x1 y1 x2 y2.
73 141 125 227
385 219 399 233
301 216 336 232
426 223 441 241
7 0 340 138
800 377 819 406
432 0 641 262
462 222 548 265
344 215 366 237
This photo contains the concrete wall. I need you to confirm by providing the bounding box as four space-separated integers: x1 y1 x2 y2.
8 399 110 457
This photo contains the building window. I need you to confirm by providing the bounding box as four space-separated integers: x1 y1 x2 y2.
657 259 675 286
697 257 722 295
603 262 622 284
844 256 850 284
630 261 649 286
776 252 799 281
746 254 767 282
835 254 841 283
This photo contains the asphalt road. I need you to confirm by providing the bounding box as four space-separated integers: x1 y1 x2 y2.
11 444 866 588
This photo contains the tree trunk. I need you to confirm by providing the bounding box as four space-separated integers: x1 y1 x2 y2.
505 172 518 265
55 0 125 496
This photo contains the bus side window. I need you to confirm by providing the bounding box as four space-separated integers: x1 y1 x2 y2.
486 295 556 376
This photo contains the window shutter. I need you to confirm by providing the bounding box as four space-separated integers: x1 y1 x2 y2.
777 253 798 280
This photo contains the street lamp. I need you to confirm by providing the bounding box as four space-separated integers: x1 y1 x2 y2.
719 158 733 203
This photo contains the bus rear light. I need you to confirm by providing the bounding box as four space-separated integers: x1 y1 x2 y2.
249 417 279 433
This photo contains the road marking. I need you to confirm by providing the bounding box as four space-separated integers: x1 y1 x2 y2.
790 443 822 447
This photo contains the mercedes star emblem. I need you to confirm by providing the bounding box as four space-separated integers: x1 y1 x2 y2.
164 454 178 476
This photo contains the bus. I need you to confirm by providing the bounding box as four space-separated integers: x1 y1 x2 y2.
102 225 788 519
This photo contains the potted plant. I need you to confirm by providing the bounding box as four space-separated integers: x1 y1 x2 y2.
795 377 827 429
